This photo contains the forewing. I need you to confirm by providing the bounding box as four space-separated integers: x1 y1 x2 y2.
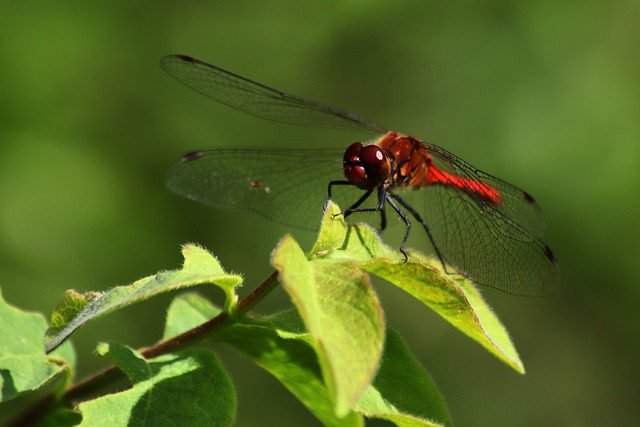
161 55 386 134
167 148 367 231
417 143 559 296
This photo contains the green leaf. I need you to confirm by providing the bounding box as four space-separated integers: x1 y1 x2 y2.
165 295 363 426
272 234 385 416
308 200 351 257
308 201 402 262
44 244 242 353
162 292 222 340
33 407 83 426
77 342 235 426
0 289 75 402
165 295 452 427
361 256 524 373
311 201 524 373
358 330 452 427
223 321 365 427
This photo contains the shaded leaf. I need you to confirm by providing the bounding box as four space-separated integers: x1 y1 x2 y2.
167 295 453 427
358 329 452 426
0 290 75 402
77 343 235 426
165 294 363 426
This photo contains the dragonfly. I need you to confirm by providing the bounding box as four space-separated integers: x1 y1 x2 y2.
161 54 559 297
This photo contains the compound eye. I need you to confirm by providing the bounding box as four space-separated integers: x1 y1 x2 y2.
342 143 390 189
359 145 390 185
343 142 364 164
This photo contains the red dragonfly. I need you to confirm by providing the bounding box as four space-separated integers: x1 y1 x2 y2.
161 54 559 297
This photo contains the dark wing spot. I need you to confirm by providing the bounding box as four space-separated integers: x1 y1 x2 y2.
523 191 537 205
180 151 205 162
174 54 198 64
543 245 557 263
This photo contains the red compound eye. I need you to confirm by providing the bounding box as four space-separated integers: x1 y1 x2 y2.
359 145 390 184
342 143 390 189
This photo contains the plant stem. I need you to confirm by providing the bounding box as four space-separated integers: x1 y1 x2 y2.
7 270 280 426
143 269 279 358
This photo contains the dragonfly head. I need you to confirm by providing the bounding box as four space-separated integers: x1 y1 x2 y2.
343 142 391 190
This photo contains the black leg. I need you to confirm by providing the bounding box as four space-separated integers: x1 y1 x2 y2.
382 194 410 261
378 187 387 232
327 181 383 228
327 180 353 200
343 188 376 216
343 187 388 233
390 192 447 271
342 185 386 217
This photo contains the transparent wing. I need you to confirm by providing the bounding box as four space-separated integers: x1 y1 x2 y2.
413 142 559 296
167 148 371 230
161 55 386 134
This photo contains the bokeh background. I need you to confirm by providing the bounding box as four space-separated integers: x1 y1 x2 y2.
1 1 638 425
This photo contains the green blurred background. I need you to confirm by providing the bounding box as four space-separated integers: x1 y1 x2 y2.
1 1 638 425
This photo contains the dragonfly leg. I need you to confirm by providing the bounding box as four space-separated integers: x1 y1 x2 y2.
340 186 391 236
379 189 388 233
341 186 385 218
326 180 359 218
390 192 448 271
327 180 353 200
327 181 378 221
383 194 410 262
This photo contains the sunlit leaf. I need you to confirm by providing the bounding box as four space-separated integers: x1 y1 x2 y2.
162 292 222 340
44 244 242 353
272 234 385 416
312 201 524 373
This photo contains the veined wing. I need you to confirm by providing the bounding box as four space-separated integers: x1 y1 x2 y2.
416 142 559 296
161 55 386 134
167 148 367 230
